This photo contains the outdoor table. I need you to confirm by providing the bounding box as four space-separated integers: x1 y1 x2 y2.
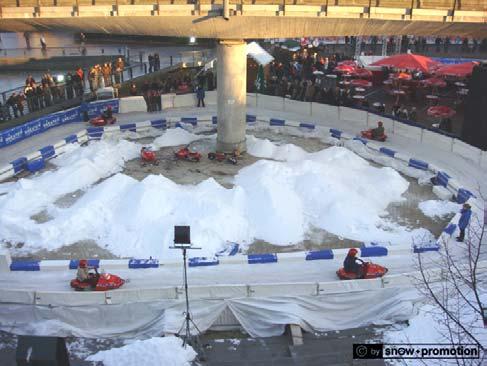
373 102 382 107
426 95 439 105
392 90 405 95
326 74 337 79
455 82 466 88
353 95 365 100
383 79 393 85
355 87 366 93
339 81 350 86
458 88 469 96
343 74 352 78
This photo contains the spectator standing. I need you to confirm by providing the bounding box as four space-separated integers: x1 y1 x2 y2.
102 63 112 87
7 93 18 118
457 203 472 242
114 57 124 84
196 85 205 107
40 35 47 55
16 94 25 116
154 53 160 71
129 82 138 96
148 54 154 73
65 72 74 99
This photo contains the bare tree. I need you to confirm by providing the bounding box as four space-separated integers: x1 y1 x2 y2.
414 198 486 366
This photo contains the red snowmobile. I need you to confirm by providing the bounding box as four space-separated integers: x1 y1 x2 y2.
208 152 238 165
336 262 388 280
361 130 387 142
140 147 159 166
175 147 202 162
70 269 125 291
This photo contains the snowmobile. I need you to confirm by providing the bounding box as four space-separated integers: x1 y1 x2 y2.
89 115 117 127
336 262 388 280
208 152 238 165
70 268 125 291
175 147 202 162
360 130 387 142
140 147 159 166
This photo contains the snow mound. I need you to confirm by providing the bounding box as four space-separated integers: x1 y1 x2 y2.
86 337 196 366
151 128 204 149
418 200 460 219
246 135 307 161
0 136 434 257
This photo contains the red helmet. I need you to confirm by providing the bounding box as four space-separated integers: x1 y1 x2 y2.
348 248 358 257
79 259 88 268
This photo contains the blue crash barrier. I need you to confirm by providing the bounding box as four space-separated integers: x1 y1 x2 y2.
188 257 219 267
87 127 104 139
84 99 120 118
353 137 368 145
379 147 396 158
39 145 56 160
212 116 217 125
26 158 45 173
360 246 388 257
120 123 137 132
299 123 316 130
330 128 342 139
248 253 278 264
246 114 257 123
443 223 457 235
436 171 450 187
181 117 198 126
69 259 100 269
10 157 28 174
408 158 429 170
413 244 440 253
150 119 166 129
270 118 285 126
456 188 473 204
65 134 78 144
129 258 159 269
305 249 334 261
10 260 40 271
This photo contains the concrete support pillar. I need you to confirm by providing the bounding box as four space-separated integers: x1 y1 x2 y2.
0 249 11 272
217 39 247 152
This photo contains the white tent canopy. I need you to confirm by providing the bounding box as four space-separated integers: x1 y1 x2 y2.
247 41 274 66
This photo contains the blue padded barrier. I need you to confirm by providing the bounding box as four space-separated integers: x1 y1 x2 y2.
246 115 257 123
353 137 368 145
150 119 166 129
175 122 182 128
65 134 78 144
216 242 239 256
379 147 396 158
299 123 315 130
408 158 429 170
456 188 473 204
39 145 56 160
129 258 159 269
330 128 342 139
181 117 197 126
10 157 28 174
248 253 278 264
189 257 219 267
305 249 334 261
26 158 45 173
69 259 100 269
212 116 217 125
443 223 457 235
414 244 440 253
270 118 285 126
87 127 104 139
10 261 40 271
120 123 137 132
360 246 388 257
436 171 450 188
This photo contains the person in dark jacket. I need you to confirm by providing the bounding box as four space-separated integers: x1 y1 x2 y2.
457 203 472 242
343 248 365 278
196 85 205 107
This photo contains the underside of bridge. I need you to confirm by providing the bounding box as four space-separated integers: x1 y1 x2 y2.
1 16 486 38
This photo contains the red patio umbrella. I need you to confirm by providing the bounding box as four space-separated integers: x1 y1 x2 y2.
370 53 439 73
434 61 479 78
334 64 356 73
421 77 447 88
427 106 456 118
350 79 372 88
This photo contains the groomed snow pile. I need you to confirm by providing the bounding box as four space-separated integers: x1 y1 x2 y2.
418 200 460 219
247 135 308 161
86 337 196 366
0 139 139 220
151 128 205 149
0 136 434 256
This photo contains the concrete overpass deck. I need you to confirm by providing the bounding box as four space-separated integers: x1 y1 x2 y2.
0 0 486 37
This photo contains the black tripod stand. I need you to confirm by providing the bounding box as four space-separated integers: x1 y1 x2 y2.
176 247 203 348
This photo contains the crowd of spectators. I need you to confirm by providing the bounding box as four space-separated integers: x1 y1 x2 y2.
0 57 126 122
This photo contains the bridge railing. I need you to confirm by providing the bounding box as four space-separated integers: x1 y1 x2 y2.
0 0 485 10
